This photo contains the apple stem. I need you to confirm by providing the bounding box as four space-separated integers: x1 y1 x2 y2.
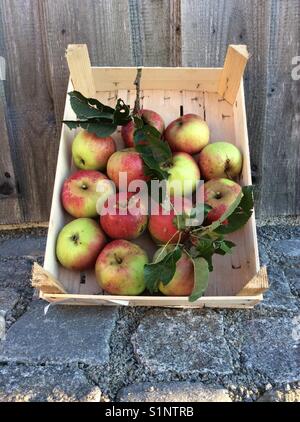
114 253 123 264
133 67 142 115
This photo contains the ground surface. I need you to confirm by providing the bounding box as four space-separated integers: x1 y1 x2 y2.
0 220 299 402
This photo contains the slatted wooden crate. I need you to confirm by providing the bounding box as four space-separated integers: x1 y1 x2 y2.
32 44 268 308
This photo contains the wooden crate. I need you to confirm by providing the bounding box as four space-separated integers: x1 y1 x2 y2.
32 44 268 309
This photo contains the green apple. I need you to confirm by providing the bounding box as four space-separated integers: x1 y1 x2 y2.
165 152 200 196
95 239 148 295
164 114 209 154
154 245 194 296
199 141 243 180
56 218 106 271
72 130 116 171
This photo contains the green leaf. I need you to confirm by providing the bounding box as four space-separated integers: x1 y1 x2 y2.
144 247 182 293
192 233 236 271
134 125 172 180
215 186 254 234
68 91 114 120
63 119 117 137
189 257 210 302
113 98 131 125
214 239 236 255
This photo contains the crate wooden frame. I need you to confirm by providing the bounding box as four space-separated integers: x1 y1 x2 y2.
32 44 268 309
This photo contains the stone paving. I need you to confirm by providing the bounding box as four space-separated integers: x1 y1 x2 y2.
0 222 299 402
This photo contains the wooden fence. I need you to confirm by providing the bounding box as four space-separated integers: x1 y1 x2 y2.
0 0 299 224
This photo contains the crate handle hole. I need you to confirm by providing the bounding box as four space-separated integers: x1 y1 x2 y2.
180 105 184 116
80 273 86 284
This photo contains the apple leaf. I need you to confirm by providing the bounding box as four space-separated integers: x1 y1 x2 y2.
63 119 117 137
192 234 235 271
215 186 254 234
68 91 115 119
63 91 131 138
189 257 210 302
113 99 131 125
134 124 172 180
144 247 182 293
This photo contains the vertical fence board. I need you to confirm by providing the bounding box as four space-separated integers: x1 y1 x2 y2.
0 81 22 223
40 0 133 129
181 0 273 217
0 0 58 223
260 0 300 216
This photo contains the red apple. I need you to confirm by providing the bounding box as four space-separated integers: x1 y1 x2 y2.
164 114 209 154
95 239 148 295
199 141 243 180
148 198 193 244
56 218 106 271
154 246 194 296
100 192 148 240
121 109 165 147
204 178 242 224
107 148 149 190
72 130 116 171
61 170 114 218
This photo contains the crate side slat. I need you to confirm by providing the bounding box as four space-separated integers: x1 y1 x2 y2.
41 292 262 309
92 67 223 92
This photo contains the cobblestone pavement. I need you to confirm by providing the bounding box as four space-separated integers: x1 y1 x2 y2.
0 221 299 402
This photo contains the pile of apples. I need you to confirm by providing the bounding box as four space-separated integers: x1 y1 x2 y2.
56 110 243 296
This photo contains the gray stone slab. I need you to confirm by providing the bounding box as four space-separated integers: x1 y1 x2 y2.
0 258 33 290
284 268 300 297
132 310 233 375
270 239 300 259
117 381 232 402
0 364 101 402
256 267 298 312
239 316 300 383
258 243 269 266
0 288 19 315
0 236 46 258
0 301 118 365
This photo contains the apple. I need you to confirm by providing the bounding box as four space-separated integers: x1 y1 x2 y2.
56 218 106 271
95 239 148 295
204 178 242 224
61 170 114 218
107 148 149 189
72 130 116 171
164 114 209 154
153 246 194 296
199 141 243 180
165 152 200 197
121 109 165 147
148 198 193 244
100 192 148 240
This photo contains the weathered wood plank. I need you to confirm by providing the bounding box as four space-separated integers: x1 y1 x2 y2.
181 0 272 217
128 0 176 66
40 0 133 128
259 0 300 216
0 0 58 223
0 81 22 223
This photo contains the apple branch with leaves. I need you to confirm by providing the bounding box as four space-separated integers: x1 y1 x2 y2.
63 70 254 302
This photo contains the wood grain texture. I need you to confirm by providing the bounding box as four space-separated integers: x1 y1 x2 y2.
181 0 299 217
0 0 58 223
128 0 177 66
0 81 22 223
259 0 300 216
40 0 133 130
